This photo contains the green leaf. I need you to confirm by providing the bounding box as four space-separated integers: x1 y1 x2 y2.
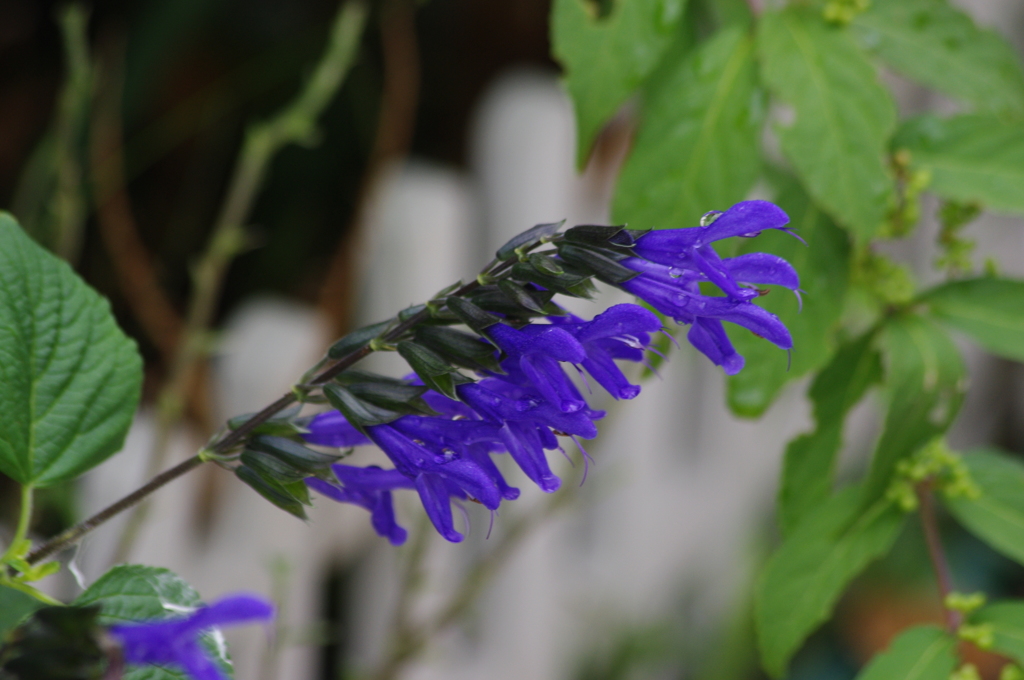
924 277 1024 362
853 625 957 680
0 212 143 487
74 565 234 680
726 176 852 417
970 601 1024 664
862 315 965 505
852 0 1024 118
757 9 896 241
945 449 1024 567
0 606 106 680
0 585 44 639
777 332 882 536
613 26 762 231
755 486 905 677
551 0 688 166
894 114 1024 214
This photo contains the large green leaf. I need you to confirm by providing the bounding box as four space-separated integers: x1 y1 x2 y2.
0 585 44 639
725 176 852 418
755 486 905 677
853 625 957 680
551 0 687 166
852 0 1024 117
861 315 965 506
0 212 142 487
924 278 1024 363
74 565 233 680
894 114 1024 214
946 449 1024 567
970 601 1024 664
757 8 896 242
612 26 762 230
777 332 882 536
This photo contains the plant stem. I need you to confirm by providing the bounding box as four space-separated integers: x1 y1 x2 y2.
1 485 33 566
916 480 961 632
26 456 203 566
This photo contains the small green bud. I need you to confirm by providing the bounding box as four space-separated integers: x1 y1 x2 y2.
1001 664 1024 680
951 663 982 680
957 623 994 650
946 591 986 614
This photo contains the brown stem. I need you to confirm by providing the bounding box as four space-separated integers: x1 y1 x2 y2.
916 480 962 632
25 455 204 565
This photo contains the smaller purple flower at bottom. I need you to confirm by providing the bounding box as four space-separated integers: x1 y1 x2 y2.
109 594 274 680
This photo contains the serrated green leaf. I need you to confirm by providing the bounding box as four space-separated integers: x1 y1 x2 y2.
894 114 1024 214
755 486 905 677
551 0 688 167
852 0 1024 117
970 601 1024 664
757 9 896 242
0 586 44 639
327 320 390 360
777 332 882 537
235 465 308 520
853 625 957 680
945 449 1024 567
613 26 762 231
0 212 143 488
726 176 852 418
861 315 965 505
924 277 1024 362
323 384 405 430
74 565 234 680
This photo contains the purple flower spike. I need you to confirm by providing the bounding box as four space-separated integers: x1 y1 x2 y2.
306 465 413 545
110 594 274 680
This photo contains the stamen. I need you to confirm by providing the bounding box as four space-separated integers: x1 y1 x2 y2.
572 436 594 485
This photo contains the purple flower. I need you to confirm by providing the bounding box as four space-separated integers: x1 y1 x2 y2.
109 594 274 680
485 323 587 412
304 410 371 447
549 303 662 399
618 200 798 375
306 465 412 545
366 424 502 542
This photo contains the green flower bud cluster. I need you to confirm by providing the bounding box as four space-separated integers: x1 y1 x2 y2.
952 663 983 680
1001 664 1024 680
885 438 980 512
936 201 982 277
957 623 994 650
853 248 916 306
881 150 932 239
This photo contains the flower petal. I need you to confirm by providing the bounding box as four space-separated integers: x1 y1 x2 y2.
724 253 800 290
415 473 463 542
687 319 744 375
698 200 790 244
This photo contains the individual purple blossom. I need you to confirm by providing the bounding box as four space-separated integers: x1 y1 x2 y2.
549 303 662 399
305 465 412 545
303 410 371 447
485 322 587 412
109 594 274 680
366 424 502 542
